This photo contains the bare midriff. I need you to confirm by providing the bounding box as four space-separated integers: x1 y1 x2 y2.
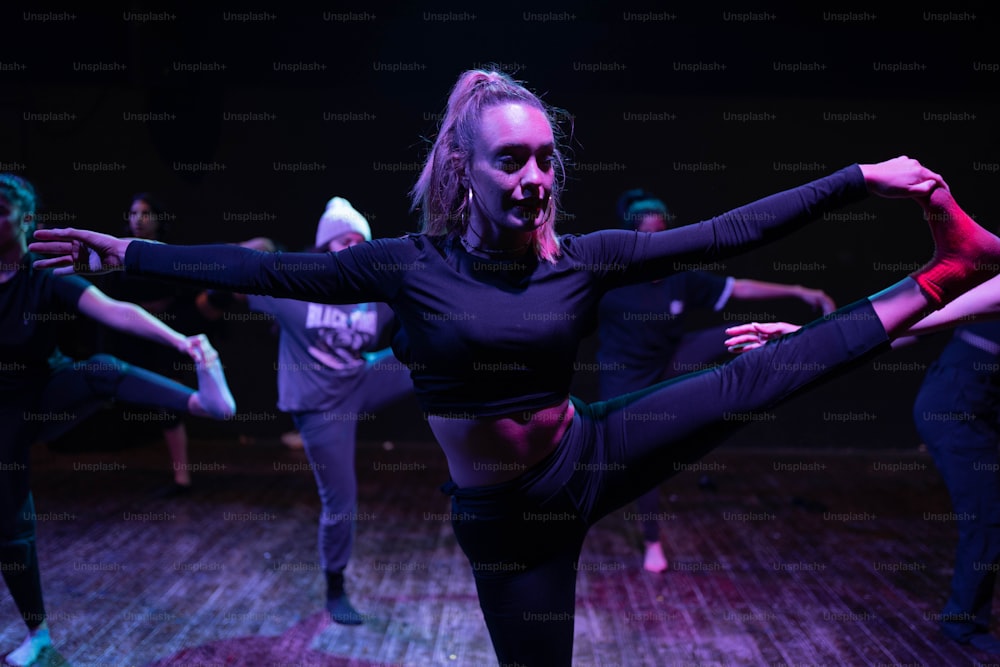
427 396 576 488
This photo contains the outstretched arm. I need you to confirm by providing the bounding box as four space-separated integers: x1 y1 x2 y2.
602 157 947 285
899 273 1000 336
723 274 1000 352
76 285 188 353
730 279 836 314
76 284 236 417
193 237 273 320
31 229 402 305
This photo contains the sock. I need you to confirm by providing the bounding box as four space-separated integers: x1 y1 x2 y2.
326 571 364 625
191 335 236 419
910 187 1000 306
5 622 51 667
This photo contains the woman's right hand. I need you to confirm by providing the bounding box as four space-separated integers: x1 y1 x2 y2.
29 228 133 276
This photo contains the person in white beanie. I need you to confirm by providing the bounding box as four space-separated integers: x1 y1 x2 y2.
275 196 375 449
199 197 413 625
314 196 372 249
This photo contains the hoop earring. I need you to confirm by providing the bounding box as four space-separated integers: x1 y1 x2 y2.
461 187 474 225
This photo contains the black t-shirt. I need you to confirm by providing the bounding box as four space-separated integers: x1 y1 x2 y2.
0 254 90 394
597 270 731 367
596 271 731 398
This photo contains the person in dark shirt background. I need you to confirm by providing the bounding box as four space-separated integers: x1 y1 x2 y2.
598 188 836 572
94 192 212 495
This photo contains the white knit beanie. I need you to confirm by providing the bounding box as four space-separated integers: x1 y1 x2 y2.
315 197 371 248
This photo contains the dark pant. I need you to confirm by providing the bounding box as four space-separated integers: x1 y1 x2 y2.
914 358 1000 642
600 325 733 543
1 354 195 630
446 300 888 667
292 352 413 576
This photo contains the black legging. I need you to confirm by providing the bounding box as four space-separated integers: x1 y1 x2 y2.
913 345 1000 643
445 299 889 667
1 354 194 631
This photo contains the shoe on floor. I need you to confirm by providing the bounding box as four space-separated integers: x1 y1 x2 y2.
327 594 365 625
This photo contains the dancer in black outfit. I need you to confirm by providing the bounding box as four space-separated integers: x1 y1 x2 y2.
0 174 236 667
31 70 1000 667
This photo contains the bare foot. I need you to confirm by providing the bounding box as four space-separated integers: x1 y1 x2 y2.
643 541 668 573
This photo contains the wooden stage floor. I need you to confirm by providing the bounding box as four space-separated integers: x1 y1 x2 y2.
2 435 996 667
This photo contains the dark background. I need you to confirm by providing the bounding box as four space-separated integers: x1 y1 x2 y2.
3 4 998 450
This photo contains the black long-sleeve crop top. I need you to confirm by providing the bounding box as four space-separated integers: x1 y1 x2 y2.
125 165 868 416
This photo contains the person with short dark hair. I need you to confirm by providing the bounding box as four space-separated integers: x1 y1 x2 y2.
599 187 836 572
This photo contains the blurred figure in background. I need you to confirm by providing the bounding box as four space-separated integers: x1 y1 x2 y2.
198 197 414 624
94 192 211 495
597 187 837 572
914 320 1000 653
